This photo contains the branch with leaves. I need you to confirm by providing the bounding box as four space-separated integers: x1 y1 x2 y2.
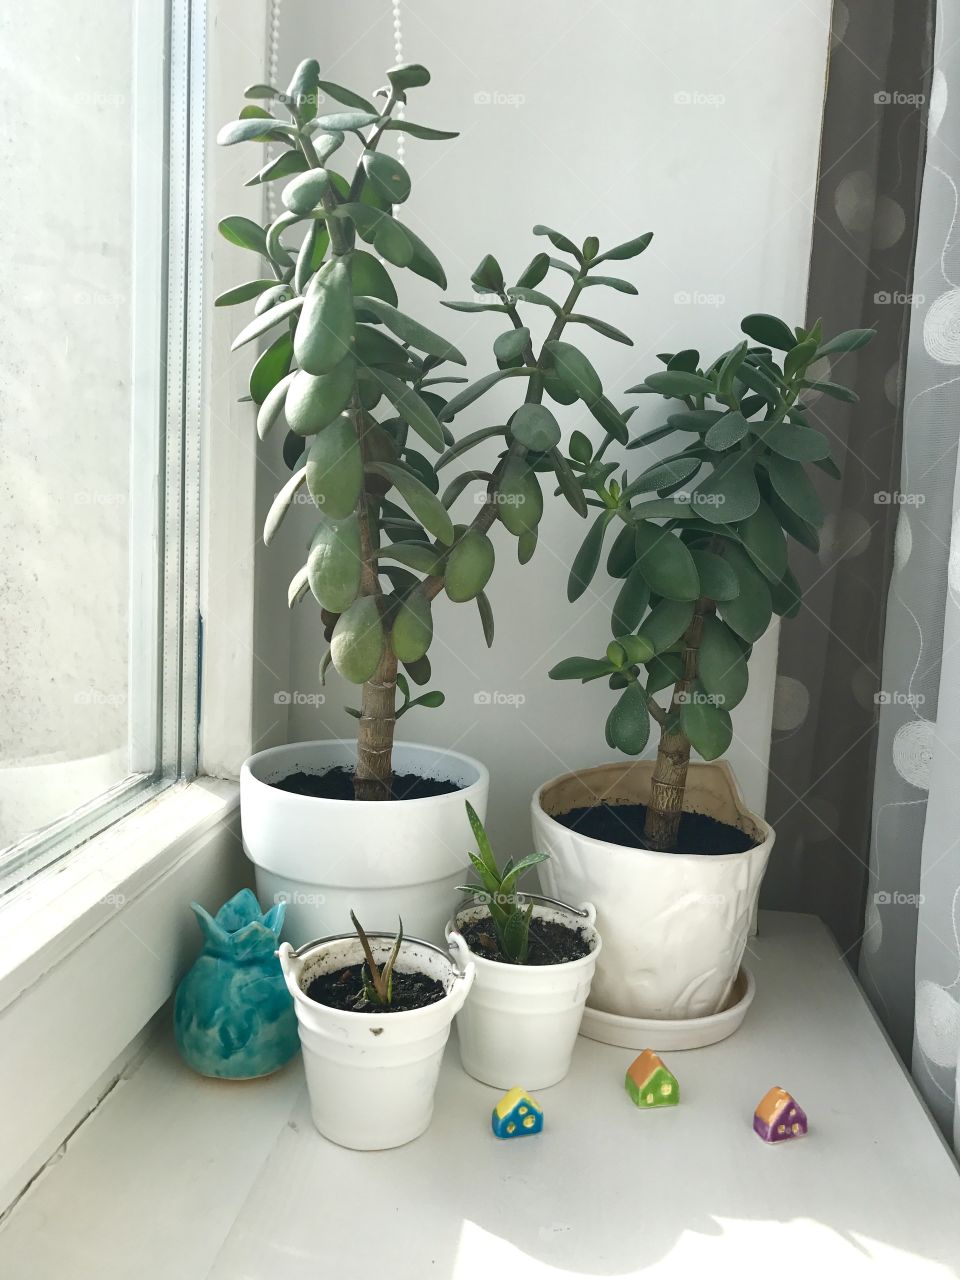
550 314 875 849
219 58 652 800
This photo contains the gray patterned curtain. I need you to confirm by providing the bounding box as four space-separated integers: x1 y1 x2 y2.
762 2 935 964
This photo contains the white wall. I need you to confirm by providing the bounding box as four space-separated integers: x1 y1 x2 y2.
264 0 831 853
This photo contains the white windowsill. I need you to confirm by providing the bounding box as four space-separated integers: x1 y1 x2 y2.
0 777 240 1013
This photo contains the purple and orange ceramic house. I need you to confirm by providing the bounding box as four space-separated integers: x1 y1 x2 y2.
753 1086 807 1142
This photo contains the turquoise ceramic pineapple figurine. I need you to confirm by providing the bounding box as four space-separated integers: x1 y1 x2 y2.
174 889 299 1079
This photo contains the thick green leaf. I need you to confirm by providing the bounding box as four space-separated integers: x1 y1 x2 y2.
230 295 302 351
436 425 504 471
625 455 701 496
815 328 875 357
697 615 748 710
314 109 379 132
762 423 831 462
606 683 650 755
533 223 582 259
440 299 510 314
351 251 398 308
281 167 333 215
594 232 653 264
249 332 293 405
802 379 859 404
738 500 788 582
256 370 296 440
680 692 732 760
387 62 431 91
586 395 629 445
718 544 773 642
690 549 739 601
637 599 694 653
510 403 561 451
439 368 531 420
366 461 454 543
218 216 267 256
246 149 308 188
398 223 447 289
646 653 684 694
377 541 443 573
516 253 550 288
568 511 614 602
565 314 633 345
507 286 561 314
692 451 761 525
552 448 589 517
383 119 459 140
363 151 412 205
263 466 308 546
368 370 446 451
476 590 495 647
643 370 715 398
215 279 275 307
493 327 530 365
582 274 638 295
770 565 803 618
546 341 602 403
767 454 823 526
217 117 292 145
294 259 354 374
740 313 797 351
634 522 700 601
549 656 614 681
354 296 465 365
316 79 378 112
705 411 749 451
611 566 650 636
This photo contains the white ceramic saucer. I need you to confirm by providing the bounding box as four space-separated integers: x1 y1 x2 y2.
578 965 755 1051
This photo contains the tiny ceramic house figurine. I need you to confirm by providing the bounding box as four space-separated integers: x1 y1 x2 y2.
492 1087 543 1138
174 889 299 1079
625 1049 679 1108
753 1086 807 1142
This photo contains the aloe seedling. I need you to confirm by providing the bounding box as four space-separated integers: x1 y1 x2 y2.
550 315 875 850
350 910 402 1008
458 802 549 963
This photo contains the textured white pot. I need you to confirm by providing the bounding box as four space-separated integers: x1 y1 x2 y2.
278 932 474 1150
446 899 601 1089
532 760 773 1023
241 740 489 946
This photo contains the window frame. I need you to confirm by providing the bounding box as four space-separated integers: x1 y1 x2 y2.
0 0 205 895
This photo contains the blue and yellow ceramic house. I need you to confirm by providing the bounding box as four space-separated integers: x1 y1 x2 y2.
492 1087 544 1138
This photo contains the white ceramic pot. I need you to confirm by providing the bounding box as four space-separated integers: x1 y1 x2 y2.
446 897 601 1089
532 760 773 1024
241 740 489 946
278 931 474 1150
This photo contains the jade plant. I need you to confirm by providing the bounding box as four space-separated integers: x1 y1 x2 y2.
550 314 875 850
218 58 649 800
350 911 402 1009
457 802 549 963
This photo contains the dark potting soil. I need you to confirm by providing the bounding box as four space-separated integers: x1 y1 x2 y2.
459 916 593 966
272 766 462 802
554 802 755 854
305 963 447 1013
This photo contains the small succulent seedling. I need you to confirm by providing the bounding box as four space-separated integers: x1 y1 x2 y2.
350 910 402 1009
457 802 549 963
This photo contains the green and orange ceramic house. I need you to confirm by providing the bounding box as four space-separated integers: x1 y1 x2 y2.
625 1050 679 1108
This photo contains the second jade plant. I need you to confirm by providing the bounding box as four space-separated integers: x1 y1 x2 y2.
533 315 874 1036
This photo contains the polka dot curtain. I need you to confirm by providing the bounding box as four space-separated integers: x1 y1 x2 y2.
862 1 960 1150
762 0 933 984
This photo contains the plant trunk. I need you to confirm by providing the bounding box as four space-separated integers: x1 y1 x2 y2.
354 648 398 801
643 726 691 849
642 598 712 849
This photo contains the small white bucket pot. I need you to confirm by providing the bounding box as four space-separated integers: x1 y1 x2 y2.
446 896 601 1090
278 932 475 1150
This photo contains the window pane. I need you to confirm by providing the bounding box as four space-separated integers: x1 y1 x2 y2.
0 1 192 866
